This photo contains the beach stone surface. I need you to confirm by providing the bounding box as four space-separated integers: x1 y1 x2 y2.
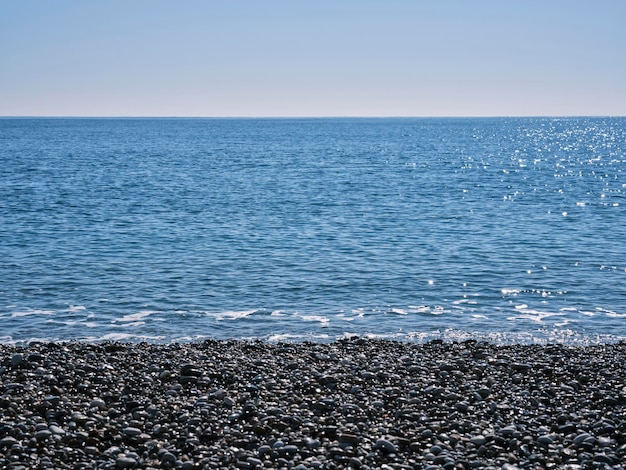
1 339 625 468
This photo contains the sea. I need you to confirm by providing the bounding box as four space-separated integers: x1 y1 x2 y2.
1 117 625 345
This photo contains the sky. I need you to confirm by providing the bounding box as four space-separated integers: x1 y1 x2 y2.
1 0 625 117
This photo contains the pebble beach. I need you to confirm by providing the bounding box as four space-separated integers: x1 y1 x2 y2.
1 339 625 469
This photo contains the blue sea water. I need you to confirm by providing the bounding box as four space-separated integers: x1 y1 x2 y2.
1 117 625 344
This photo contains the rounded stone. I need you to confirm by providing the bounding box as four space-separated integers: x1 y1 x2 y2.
593 454 614 465
10 354 24 368
272 440 285 449
257 445 272 455
573 432 593 446
0 436 18 447
35 430 52 441
160 452 176 465
115 457 137 468
49 425 65 435
246 457 263 467
537 434 554 445
374 439 397 453
455 401 469 412
122 427 142 436
89 398 106 410
180 364 202 377
429 445 443 455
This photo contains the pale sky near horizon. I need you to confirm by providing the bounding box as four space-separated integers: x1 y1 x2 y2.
1 0 625 117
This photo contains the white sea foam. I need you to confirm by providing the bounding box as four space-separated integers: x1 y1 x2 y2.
116 311 155 322
406 305 431 313
11 309 53 317
6 336 54 345
214 310 256 320
171 335 212 342
507 306 564 323
92 333 165 342
389 308 407 315
67 305 86 312
267 333 331 342
605 311 626 318
301 315 330 324
387 305 447 315
354 332 407 340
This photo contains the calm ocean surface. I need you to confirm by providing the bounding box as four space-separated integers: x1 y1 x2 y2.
1 117 625 344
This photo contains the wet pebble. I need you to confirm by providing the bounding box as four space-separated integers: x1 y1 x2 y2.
10 354 23 368
374 439 397 453
115 456 137 468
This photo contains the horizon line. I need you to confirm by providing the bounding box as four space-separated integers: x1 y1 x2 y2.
1 114 625 119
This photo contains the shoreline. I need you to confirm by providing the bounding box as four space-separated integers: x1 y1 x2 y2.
1 338 625 469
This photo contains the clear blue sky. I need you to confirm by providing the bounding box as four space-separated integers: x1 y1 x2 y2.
1 0 625 117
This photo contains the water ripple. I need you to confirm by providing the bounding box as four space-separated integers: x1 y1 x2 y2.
1 117 625 343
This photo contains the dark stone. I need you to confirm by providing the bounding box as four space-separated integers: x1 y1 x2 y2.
180 364 202 377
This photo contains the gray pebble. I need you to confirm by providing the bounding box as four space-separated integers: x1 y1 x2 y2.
89 398 106 410
498 425 516 437
180 364 202 376
593 454 614 465
122 427 142 436
455 401 469 412
537 434 554 445
10 353 24 368
573 432 594 446
115 456 137 468
374 439 397 453
160 452 176 464
35 430 52 441
0 436 18 447
305 438 321 449
246 457 263 467
429 445 443 455
257 445 272 455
